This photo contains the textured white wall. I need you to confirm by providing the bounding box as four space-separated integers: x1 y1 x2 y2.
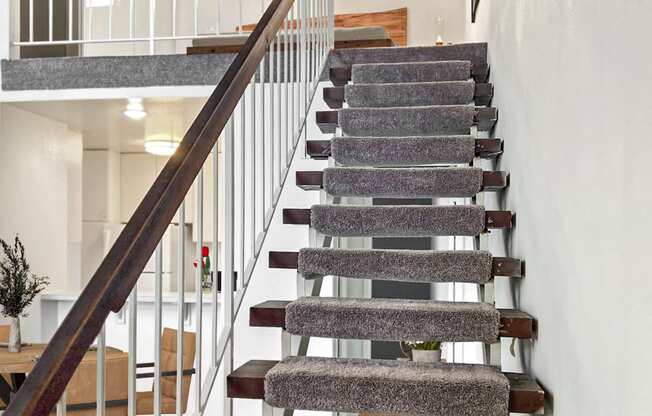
465 2 652 414
0 104 82 339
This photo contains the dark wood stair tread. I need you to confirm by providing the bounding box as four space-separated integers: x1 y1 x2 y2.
227 359 544 413
250 300 535 339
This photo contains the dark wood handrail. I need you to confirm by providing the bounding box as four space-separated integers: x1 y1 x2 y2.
5 0 295 413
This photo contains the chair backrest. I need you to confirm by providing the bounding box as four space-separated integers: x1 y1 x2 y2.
159 328 196 412
0 325 9 342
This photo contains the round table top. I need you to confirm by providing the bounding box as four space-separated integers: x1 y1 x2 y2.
0 344 124 374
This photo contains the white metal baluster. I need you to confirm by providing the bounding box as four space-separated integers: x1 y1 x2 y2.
148 0 155 54
216 0 221 35
68 0 73 41
56 390 67 416
29 0 33 42
211 145 219 365
96 325 106 416
284 16 290 168
88 3 93 41
291 4 297 145
154 242 163 416
269 40 275 209
172 0 177 38
328 0 334 49
48 0 53 42
108 0 112 40
223 116 236 416
238 0 243 33
250 74 257 258
300 0 306 124
129 0 135 40
195 168 204 414
176 202 186 416
128 286 137 416
259 59 266 229
239 98 246 290
193 0 199 37
276 32 282 187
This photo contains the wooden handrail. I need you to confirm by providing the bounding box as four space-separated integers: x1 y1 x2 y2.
5 0 295 414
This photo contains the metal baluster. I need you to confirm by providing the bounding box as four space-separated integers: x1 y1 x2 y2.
250 74 257 257
300 0 307 123
195 169 204 413
276 32 282 187
108 0 112 40
96 325 105 416
49 0 53 42
129 0 135 40
211 144 220 365
29 0 33 42
176 202 185 416
68 0 73 41
284 16 290 168
259 59 266 230
193 0 199 37
269 40 275 211
291 4 297 146
239 97 246 291
172 0 177 37
149 0 156 54
56 390 67 416
127 286 137 416
223 116 236 416
154 242 163 416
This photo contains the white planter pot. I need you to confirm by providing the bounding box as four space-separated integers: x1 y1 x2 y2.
411 349 441 363
8 316 21 353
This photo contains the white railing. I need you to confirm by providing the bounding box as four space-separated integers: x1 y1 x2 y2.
22 0 333 415
4 0 292 57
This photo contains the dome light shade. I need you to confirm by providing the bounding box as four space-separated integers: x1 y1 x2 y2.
144 138 180 156
123 97 147 120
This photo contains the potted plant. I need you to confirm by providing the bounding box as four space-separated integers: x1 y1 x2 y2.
402 340 442 363
0 235 49 352
193 246 212 291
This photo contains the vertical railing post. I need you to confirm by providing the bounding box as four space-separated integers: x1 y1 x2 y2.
195 169 204 413
128 286 137 416
176 202 186 416
154 242 163 416
149 0 156 54
223 116 236 416
212 145 220 366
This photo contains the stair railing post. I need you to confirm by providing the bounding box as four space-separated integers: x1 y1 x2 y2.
223 115 236 416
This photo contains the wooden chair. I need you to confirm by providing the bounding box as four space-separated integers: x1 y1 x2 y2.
136 328 196 415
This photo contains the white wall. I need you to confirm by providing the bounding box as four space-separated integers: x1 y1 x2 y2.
465 2 652 414
0 104 82 338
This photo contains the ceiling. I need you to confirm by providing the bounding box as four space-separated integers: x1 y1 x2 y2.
14 97 206 153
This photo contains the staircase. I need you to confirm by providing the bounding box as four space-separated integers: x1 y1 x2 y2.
227 43 545 415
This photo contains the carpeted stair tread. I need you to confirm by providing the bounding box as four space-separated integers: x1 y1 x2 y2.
311 204 485 237
345 81 475 107
351 60 471 84
286 297 500 343
298 248 493 283
339 105 475 136
323 167 483 198
329 43 488 69
331 135 476 166
264 356 509 416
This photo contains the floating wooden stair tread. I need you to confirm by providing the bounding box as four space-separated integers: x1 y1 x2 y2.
268 250 524 279
283 206 514 234
250 300 535 340
296 168 508 195
227 359 544 414
306 138 503 161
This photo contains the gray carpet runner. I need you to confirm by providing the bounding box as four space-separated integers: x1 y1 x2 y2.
351 60 471 84
298 248 493 283
311 204 485 237
331 135 476 166
329 42 488 69
339 105 475 137
265 356 509 416
345 81 475 107
323 167 483 198
286 297 499 343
